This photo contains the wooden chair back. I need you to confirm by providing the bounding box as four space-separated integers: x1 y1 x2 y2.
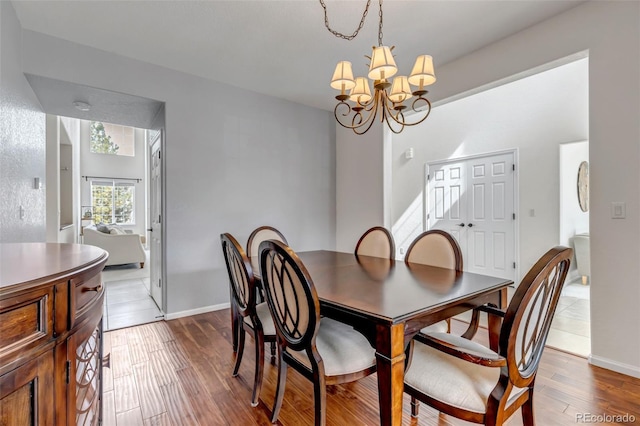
221 233 256 317
247 226 288 259
501 246 572 388
405 230 463 270
259 239 320 352
355 226 396 260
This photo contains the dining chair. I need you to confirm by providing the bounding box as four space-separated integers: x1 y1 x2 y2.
259 239 377 426
405 230 464 333
355 226 396 259
404 246 572 425
220 233 276 407
246 225 288 260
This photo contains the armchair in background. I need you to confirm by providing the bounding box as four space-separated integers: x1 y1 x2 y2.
83 225 146 268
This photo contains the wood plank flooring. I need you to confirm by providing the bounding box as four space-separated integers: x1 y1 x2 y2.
103 310 640 425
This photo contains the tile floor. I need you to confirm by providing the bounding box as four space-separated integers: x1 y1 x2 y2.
547 278 590 357
102 252 163 331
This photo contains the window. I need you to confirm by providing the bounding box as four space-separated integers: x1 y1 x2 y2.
91 180 135 225
90 121 135 156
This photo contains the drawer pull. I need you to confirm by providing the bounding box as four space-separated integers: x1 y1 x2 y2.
82 284 103 293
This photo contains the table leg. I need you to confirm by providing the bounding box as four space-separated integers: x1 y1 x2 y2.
488 287 509 352
375 323 405 426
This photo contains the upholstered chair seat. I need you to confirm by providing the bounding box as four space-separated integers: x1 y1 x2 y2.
405 332 526 413
286 318 376 376
243 302 276 337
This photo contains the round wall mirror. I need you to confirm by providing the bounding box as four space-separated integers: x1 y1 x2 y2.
577 161 589 212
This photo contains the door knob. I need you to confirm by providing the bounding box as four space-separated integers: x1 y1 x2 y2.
467 223 474 227
457 223 465 227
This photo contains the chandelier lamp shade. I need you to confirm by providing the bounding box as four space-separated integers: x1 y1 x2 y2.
322 0 436 135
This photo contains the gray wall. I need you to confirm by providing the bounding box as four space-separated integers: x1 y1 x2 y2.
20 28 336 316
336 1 640 377
0 2 46 242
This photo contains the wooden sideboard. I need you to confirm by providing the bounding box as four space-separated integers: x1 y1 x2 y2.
0 243 108 426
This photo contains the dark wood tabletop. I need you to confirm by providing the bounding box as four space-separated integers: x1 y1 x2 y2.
254 250 511 324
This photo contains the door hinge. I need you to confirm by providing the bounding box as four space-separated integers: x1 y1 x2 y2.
512 164 515 171
65 360 71 384
158 278 162 288
512 213 516 220
427 174 430 181
513 262 516 269
158 214 162 223
158 150 161 160
426 213 430 220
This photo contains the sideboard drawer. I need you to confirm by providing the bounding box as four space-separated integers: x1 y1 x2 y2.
73 272 103 321
0 286 54 369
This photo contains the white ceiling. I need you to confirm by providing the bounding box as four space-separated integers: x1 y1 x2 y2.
13 0 584 113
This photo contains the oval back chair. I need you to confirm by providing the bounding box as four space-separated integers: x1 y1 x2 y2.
404 229 463 270
259 240 377 426
405 230 463 333
355 226 396 260
246 225 288 260
404 246 572 425
220 233 276 407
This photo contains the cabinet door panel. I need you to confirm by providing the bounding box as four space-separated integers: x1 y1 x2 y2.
0 351 54 426
68 318 103 426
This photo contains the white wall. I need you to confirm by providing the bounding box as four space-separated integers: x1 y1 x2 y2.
337 1 640 377
0 2 46 242
392 59 588 280
21 30 336 316
79 121 148 237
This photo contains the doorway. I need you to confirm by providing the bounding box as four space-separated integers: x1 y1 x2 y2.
546 141 590 357
426 150 517 282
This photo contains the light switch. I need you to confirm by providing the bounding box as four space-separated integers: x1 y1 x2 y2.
611 202 626 219
405 148 414 160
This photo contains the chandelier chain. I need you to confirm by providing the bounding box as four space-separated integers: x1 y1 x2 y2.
319 0 371 41
377 0 383 47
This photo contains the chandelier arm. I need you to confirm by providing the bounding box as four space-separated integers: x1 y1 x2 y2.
333 97 378 131
353 103 380 135
382 103 406 134
380 94 433 128
334 100 353 119
319 0 372 41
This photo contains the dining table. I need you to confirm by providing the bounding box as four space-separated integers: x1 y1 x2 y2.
252 250 512 426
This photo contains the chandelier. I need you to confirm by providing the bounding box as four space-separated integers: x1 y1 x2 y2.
322 0 436 135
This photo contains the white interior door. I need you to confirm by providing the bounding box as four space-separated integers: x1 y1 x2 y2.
428 151 516 281
149 132 163 310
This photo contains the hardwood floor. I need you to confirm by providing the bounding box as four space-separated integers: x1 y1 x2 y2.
103 309 640 425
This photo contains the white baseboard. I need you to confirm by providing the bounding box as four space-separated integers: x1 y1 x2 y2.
588 354 640 378
164 302 230 320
